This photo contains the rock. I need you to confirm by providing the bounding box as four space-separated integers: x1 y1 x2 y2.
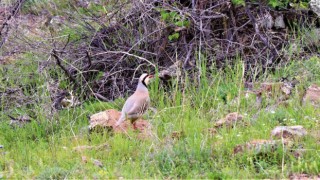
271 125 307 139
132 119 151 132
310 0 320 17
134 120 153 140
89 109 120 130
290 173 320 180
303 84 320 105
0 145 3 148
159 61 182 80
245 81 293 97
281 82 293 95
215 112 244 128
92 158 103 168
89 109 152 138
274 15 285 29
260 82 284 93
292 148 307 158
81 156 88 163
259 12 274 29
234 139 292 154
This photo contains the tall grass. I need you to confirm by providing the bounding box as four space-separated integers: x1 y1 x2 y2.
0 55 319 178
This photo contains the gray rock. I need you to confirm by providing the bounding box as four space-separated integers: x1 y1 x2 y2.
310 0 320 17
92 158 103 168
159 61 182 80
274 15 285 29
303 84 320 106
259 12 274 29
271 125 307 139
234 139 293 154
215 112 244 128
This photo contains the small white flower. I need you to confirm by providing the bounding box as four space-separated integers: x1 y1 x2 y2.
271 110 275 114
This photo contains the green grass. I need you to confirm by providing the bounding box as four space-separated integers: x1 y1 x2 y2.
0 56 319 179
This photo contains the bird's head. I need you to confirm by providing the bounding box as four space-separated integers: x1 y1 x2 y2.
139 73 154 87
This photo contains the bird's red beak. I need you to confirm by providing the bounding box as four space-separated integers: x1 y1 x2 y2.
148 75 154 78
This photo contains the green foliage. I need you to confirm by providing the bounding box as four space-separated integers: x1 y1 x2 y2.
168 33 180 41
159 10 190 28
231 0 245 6
268 0 310 9
268 0 289 8
60 27 82 41
159 9 190 41
174 20 190 27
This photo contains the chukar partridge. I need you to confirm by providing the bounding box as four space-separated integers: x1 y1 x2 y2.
115 73 154 126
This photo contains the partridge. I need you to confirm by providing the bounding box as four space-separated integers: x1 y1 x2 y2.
115 73 154 126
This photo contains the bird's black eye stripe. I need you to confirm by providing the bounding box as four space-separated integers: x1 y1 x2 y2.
142 75 149 87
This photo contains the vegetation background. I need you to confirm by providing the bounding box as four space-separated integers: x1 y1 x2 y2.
0 0 319 179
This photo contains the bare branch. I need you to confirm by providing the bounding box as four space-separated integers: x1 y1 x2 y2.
51 50 78 85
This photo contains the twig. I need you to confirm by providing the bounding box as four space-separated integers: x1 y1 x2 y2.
61 34 70 51
183 43 194 68
85 50 92 69
93 51 156 68
245 4 278 63
93 93 109 101
51 49 78 84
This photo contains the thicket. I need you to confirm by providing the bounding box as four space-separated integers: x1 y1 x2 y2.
0 0 319 109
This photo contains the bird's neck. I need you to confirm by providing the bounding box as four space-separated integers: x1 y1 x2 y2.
136 82 148 92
